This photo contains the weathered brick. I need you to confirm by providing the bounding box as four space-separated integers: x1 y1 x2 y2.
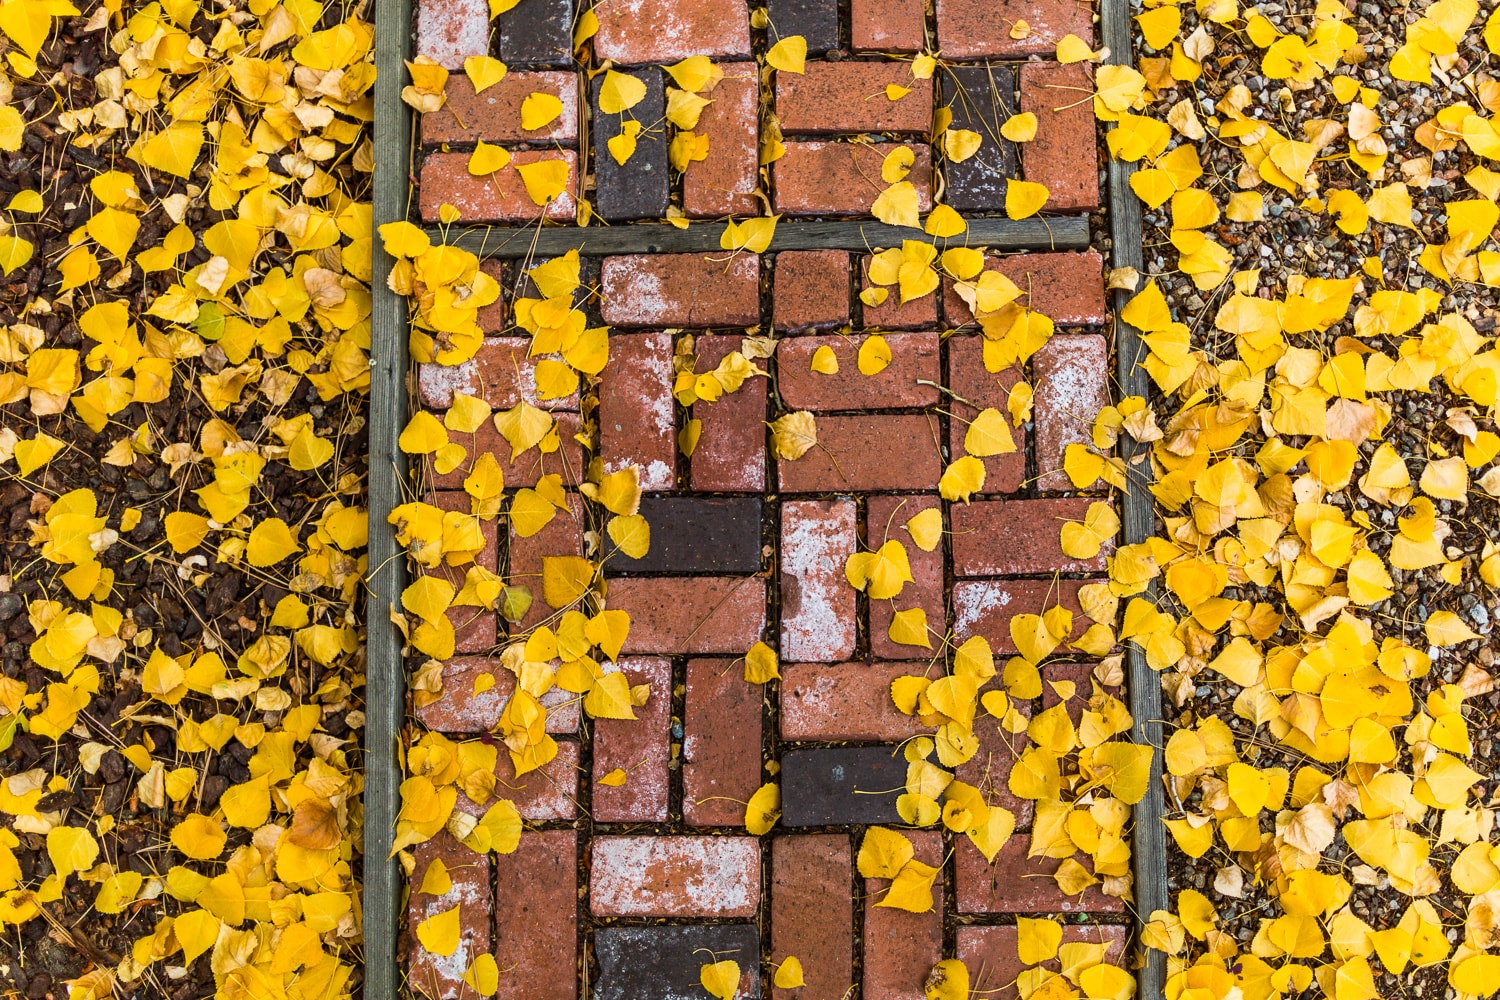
610 576 768 654
860 258 940 330
419 150 578 223
778 332 939 411
475 259 507 333
408 834 491 1000
415 655 580 734
491 831 577 1000
497 0 573 65
936 0 1093 56
592 68 670 221
868 494 945 659
772 835 854 1000
610 496 763 574
420 336 580 412
424 491 500 654
946 336 1026 494
957 925 1128 1000
684 658 764 826
1020 63 1100 211
429 410 586 490
415 0 488 69
1034 333 1109 490
766 0 839 53
780 498 857 662
691 334 767 491
951 579 1098 654
773 250 850 332
590 835 761 917
592 0 753 63
780 746 904 825
776 63 933 135
955 834 1126 913
852 0 925 51
484 739 578 821
780 663 934 741
955 701 1035 830
773 142 932 217
952 498 1113 576
863 830 943 1000
778 414 943 492
507 492 584 633
600 253 760 328
421 71 579 146
595 925 761 1000
592 657 672 823
944 252 1108 326
599 332 676 490
684 66 759 218
941 64 1019 213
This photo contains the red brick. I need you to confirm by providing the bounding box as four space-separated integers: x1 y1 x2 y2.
944 252 1108 327
863 829 943 1000
852 0 925 50
1034 333 1109 491
408 834 491 1000
952 498 1113 576
776 63 933 135
590 835 761 917
946 336 1027 494
428 410 586 490
592 0 752 63
415 0 488 69
691 334 767 491
415 655 581 734
420 336 581 412
780 499 857 662
936 0 1093 57
422 71 580 146
772 835 855 1000
861 258 940 330
599 332 676 490
425 491 500 654
600 253 759 328
592 658 672 822
955 700 1035 830
609 576 767 654
1020 63 1100 211
780 663 935 741
684 65 759 218
868 494 945 659
952 579 1099 655
773 250 850 332
777 332 939 411
492 831 578 1000
955 834 1126 913
507 492 584 633
778 414 942 492
957 925 1128 1000
773 142 933 217
476 259 507 333
684 659 764 826
486 740 578 821
419 150 578 223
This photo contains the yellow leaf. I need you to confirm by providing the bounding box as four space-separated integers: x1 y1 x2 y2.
939 455 986 502
664 55 722 92
139 122 204 179
515 159 570 206
463 55 507 93
46 826 99 880
906 508 942 551
416 904 461 956
170 813 227 860
607 513 650 559
882 145 915 183
964 408 1015 457
608 119 641 165
1001 112 1038 142
877 859 939 912
464 954 499 996
598 70 647 114
246 518 300 567
1426 610 1479 646
520 91 563 131
858 334 892 375
1056 33 1096 62
583 671 636 720
774 957 806 990
745 782 780 834
745 641 780 683
810 344 839 374
1018 917 1063 964
701 961 741 1000
889 608 932 648
766 35 807 73
924 959 969 1000
858 826 914 879
399 410 449 455
1006 179 1050 219
598 768 628 787
468 141 511 175
945 128 983 161
873 181 921 228
542 555 593 609
164 511 211 553
771 411 818 460
924 204 967 237
0 106 22 152
721 215 778 253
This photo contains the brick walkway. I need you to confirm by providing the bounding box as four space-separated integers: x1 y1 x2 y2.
403 0 1124 997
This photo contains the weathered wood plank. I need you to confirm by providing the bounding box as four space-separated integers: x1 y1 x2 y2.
427 215 1092 258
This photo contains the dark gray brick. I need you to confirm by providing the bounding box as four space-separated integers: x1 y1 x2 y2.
498 0 573 65
941 64 1019 213
594 925 762 1000
767 0 839 54
608 497 763 574
591 68 670 221
780 746 905 826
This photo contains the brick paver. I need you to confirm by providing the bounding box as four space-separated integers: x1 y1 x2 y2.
404 2 1123 995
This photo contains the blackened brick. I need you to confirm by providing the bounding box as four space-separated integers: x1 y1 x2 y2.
592 68 670 221
766 0 839 54
498 0 572 65
609 496 764 574
595 925 761 1000
942 64 1019 213
781 746 905 826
